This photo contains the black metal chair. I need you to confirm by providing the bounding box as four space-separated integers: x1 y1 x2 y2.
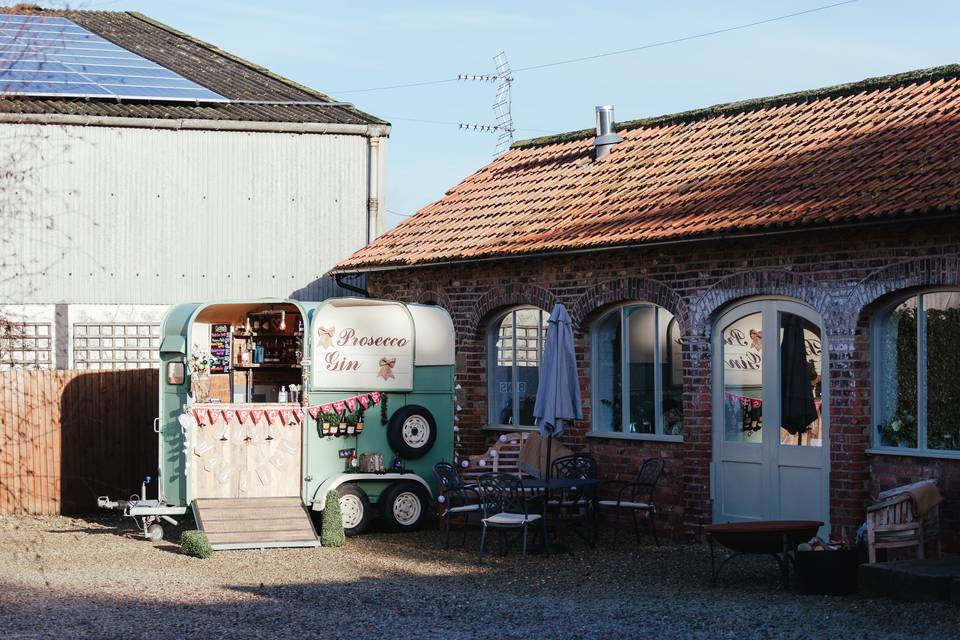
596 457 665 546
548 454 599 546
433 462 481 549
477 472 543 562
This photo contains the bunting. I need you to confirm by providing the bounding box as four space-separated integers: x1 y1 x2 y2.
187 392 384 426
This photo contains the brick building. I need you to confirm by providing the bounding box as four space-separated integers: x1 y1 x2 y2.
334 65 960 547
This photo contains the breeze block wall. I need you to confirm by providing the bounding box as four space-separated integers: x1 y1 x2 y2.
367 219 960 546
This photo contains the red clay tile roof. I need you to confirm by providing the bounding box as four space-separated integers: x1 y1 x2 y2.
336 65 960 272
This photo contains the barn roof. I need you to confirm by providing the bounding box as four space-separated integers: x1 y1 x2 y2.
0 7 385 127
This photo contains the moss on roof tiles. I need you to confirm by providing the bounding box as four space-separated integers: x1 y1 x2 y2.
513 64 960 149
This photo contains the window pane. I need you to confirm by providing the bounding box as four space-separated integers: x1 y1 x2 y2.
491 312 514 424
779 313 823 447
721 312 763 443
877 298 918 447
594 310 623 432
925 292 960 450
515 308 543 426
662 310 683 436
626 306 656 434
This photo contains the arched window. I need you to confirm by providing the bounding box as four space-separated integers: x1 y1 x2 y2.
487 307 548 427
591 304 683 438
874 290 960 453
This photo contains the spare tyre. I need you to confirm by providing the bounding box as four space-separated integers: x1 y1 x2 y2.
387 404 437 459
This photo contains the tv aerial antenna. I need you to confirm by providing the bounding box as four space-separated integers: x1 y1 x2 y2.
458 52 514 155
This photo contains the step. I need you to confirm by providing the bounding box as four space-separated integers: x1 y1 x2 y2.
192 496 321 550
858 557 960 602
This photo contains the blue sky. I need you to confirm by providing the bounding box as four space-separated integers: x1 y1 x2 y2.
92 1 958 228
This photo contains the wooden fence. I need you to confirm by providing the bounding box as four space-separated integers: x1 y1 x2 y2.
0 369 157 515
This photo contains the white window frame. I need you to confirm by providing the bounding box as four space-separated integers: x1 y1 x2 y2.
870 288 960 458
73 321 161 370
589 303 683 442
486 306 547 429
0 321 54 369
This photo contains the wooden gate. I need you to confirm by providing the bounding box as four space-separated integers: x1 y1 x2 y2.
0 368 157 515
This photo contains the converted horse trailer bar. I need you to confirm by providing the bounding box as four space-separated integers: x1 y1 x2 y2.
100 297 455 548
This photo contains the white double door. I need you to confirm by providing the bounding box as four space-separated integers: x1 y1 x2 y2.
712 300 829 531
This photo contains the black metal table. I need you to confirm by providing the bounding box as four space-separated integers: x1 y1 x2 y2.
521 477 599 554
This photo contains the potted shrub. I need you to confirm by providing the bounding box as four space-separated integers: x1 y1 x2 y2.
180 530 213 559
321 490 345 547
345 413 357 436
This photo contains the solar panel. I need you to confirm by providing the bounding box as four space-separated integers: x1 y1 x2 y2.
0 15 228 102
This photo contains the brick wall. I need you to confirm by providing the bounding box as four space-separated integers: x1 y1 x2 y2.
367 219 960 545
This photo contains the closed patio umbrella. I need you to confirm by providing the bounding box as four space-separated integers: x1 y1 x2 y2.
780 314 819 445
533 303 583 479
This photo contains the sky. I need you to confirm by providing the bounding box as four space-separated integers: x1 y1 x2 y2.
74 0 960 229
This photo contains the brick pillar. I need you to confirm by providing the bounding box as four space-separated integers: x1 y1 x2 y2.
826 330 869 538
681 331 712 527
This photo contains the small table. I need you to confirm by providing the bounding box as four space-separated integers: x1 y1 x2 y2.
522 478 600 492
705 520 823 589
521 477 600 555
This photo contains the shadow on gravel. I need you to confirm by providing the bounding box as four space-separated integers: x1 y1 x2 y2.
2 564 959 640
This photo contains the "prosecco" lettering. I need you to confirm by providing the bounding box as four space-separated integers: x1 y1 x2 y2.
336 327 408 348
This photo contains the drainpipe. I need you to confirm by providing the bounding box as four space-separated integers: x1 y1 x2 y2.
335 273 369 297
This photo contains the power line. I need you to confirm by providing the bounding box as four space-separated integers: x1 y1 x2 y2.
511 0 860 73
331 1 859 95
387 209 414 218
388 115 556 134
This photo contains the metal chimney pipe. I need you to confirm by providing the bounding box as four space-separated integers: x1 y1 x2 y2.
593 105 624 159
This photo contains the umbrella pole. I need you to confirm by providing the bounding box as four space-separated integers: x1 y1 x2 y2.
545 434 552 481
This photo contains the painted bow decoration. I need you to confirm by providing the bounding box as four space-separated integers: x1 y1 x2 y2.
378 357 396 381
317 325 336 349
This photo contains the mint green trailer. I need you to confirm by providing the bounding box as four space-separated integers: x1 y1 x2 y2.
113 297 455 542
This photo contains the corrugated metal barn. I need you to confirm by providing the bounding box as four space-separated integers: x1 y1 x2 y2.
0 7 389 370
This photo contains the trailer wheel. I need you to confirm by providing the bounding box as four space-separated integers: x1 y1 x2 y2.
387 405 437 459
145 523 164 541
336 484 370 536
381 481 431 532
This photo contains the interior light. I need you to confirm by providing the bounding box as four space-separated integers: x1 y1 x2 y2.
280 310 286 331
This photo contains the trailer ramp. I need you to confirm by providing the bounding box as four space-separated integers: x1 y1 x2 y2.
192 497 321 550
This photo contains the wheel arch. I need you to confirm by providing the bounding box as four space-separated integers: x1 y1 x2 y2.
310 473 433 511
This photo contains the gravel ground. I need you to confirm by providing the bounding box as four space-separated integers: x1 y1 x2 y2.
1 514 957 640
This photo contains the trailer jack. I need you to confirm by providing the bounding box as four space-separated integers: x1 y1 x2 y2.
97 475 188 541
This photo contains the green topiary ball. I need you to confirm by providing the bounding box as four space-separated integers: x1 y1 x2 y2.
180 529 213 559
321 490 345 547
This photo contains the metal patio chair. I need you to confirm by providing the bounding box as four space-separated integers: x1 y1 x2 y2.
596 457 665 546
477 472 543 562
433 462 482 549
548 453 599 546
